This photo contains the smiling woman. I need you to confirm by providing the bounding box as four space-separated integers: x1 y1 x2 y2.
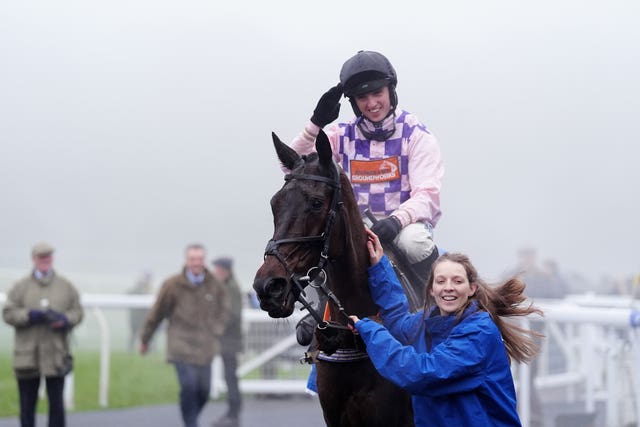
348 229 543 427
430 259 478 316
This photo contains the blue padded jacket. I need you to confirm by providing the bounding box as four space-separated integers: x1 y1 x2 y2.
355 256 521 427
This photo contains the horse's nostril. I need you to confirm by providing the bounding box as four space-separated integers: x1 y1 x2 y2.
265 277 287 298
252 276 295 317
253 277 288 300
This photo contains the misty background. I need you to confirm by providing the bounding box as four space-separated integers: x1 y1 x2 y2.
1 0 639 294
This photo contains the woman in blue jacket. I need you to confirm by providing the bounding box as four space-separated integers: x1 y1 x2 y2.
349 229 542 427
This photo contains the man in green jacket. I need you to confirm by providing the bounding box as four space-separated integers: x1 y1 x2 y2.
2 242 84 427
211 257 243 427
140 243 230 427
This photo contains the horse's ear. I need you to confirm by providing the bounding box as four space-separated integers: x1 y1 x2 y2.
272 132 300 170
316 129 333 168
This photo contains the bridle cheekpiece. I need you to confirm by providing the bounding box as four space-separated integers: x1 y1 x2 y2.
263 160 351 329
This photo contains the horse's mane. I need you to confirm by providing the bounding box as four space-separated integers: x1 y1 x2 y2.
338 171 368 275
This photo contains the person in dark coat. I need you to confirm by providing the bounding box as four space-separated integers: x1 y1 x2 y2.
140 244 229 427
211 256 243 427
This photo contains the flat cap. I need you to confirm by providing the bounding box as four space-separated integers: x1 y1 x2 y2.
32 242 55 257
211 256 233 270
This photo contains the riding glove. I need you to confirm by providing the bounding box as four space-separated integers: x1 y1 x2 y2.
310 83 343 128
371 216 402 243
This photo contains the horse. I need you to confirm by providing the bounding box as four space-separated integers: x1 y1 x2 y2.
253 129 415 427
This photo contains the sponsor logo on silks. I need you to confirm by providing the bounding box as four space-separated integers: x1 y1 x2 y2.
350 157 400 184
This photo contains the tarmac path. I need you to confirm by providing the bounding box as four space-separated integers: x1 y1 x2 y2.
0 394 606 427
0 395 326 427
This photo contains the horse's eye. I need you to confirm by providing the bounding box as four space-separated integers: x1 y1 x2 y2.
311 198 324 210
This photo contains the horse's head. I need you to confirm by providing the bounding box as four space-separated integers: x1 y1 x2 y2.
253 130 365 318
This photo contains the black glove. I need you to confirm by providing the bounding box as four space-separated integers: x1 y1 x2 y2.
44 309 69 330
371 216 402 243
28 309 46 324
310 83 343 128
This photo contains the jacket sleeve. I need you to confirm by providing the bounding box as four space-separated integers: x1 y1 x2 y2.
392 125 444 228
356 315 495 397
2 283 29 327
62 282 83 329
140 280 174 345
368 256 424 344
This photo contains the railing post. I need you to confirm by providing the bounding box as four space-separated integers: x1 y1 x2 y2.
64 373 74 410
605 327 618 427
581 323 596 413
566 323 577 402
92 307 111 407
631 329 640 427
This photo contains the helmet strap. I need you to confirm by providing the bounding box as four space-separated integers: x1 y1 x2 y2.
389 85 398 110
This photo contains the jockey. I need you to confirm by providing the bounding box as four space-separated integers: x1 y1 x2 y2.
292 50 444 346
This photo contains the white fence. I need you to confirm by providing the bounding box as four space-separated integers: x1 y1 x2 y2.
515 296 640 427
2 292 640 427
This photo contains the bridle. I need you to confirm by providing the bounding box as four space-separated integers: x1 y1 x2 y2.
263 160 352 330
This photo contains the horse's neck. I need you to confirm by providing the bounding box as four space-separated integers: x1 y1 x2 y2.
328 253 378 318
330 175 378 317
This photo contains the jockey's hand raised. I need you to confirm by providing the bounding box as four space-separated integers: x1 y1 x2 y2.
365 228 384 266
311 83 343 128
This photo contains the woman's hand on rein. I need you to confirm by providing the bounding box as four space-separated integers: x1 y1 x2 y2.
348 315 360 334
365 227 384 266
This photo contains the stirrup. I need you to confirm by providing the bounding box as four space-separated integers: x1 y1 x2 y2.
299 350 319 365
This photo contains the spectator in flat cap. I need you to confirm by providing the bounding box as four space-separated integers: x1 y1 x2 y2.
2 242 83 427
31 242 55 257
211 256 243 427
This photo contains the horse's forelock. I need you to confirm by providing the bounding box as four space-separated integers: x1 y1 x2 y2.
301 152 319 163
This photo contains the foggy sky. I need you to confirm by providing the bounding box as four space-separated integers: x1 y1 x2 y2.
1 0 639 291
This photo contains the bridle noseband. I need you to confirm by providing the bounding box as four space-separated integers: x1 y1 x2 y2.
263 161 351 329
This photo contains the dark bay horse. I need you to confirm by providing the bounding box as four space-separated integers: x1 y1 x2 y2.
253 130 414 427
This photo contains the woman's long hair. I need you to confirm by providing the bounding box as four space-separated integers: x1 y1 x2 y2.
424 252 543 364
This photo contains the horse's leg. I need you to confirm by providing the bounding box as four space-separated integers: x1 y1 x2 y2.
316 360 415 427
316 361 350 427
368 376 414 427
351 365 414 427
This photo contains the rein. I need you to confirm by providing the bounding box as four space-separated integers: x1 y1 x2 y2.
263 161 352 329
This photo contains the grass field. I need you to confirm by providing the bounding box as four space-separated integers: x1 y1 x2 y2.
0 351 179 417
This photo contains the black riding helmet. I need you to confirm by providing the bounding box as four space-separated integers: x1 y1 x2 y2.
340 50 398 116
